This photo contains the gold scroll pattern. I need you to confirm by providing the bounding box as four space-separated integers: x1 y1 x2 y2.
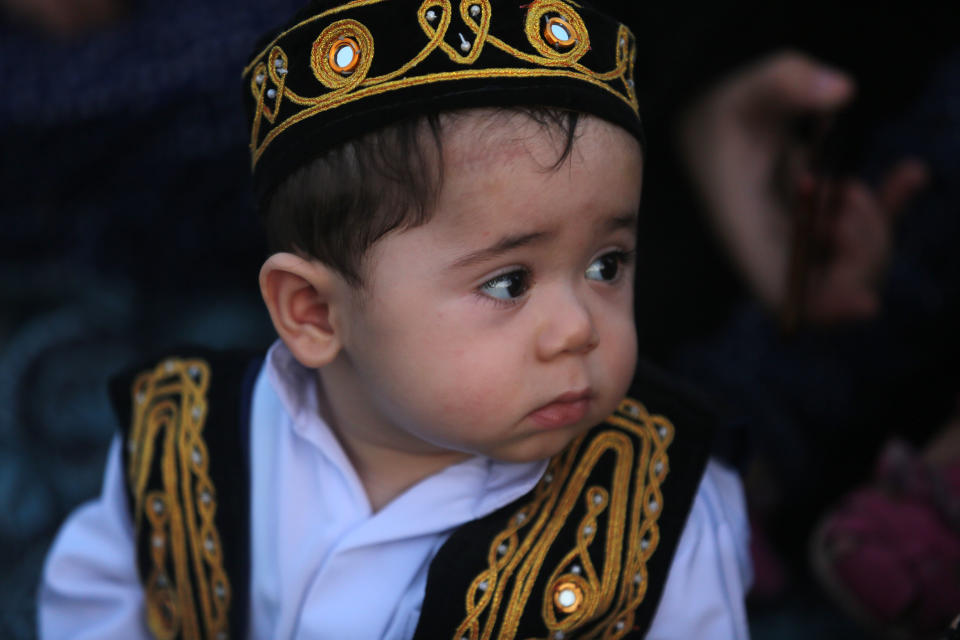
126 358 230 640
454 398 673 640
243 0 639 168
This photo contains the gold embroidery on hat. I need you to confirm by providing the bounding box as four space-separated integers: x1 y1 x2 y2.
249 46 290 133
329 37 361 74
543 16 576 48
268 48 290 115
615 24 638 108
243 0 639 170
311 20 374 88
127 358 230 640
553 579 585 614
422 0 491 63
452 398 672 640
525 1 589 62
249 62 269 124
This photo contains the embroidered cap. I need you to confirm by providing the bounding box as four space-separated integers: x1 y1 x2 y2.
243 0 643 203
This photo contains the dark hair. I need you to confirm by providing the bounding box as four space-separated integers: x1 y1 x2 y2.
263 107 582 287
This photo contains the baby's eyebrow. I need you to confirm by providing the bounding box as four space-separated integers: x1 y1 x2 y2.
449 212 637 270
449 230 553 270
606 212 639 233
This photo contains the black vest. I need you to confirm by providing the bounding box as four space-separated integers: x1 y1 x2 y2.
109 350 714 639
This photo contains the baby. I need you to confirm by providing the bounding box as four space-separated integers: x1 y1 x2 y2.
39 1 751 638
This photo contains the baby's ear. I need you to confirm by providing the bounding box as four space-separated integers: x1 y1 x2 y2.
259 253 344 368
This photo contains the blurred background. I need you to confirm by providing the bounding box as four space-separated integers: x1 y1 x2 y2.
1 1 958 638
0 0 294 635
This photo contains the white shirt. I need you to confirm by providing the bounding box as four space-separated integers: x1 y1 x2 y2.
39 341 752 639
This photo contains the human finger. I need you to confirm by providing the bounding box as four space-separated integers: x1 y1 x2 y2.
738 50 855 115
877 158 929 219
806 266 880 323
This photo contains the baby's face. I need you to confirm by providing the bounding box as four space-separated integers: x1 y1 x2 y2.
332 113 642 463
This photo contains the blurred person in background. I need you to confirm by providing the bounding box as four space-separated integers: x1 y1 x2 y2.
601 2 960 638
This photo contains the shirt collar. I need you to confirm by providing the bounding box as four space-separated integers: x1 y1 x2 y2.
264 339 546 522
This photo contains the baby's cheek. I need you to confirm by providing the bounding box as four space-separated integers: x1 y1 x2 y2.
603 317 638 389
428 350 523 419
433 367 524 417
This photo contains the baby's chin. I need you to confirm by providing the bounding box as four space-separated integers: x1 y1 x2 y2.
482 423 595 465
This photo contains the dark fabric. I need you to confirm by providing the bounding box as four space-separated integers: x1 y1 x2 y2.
413 360 714 639
109 349 262 640
243 0 644 203
942 615 960 640
624 358 718 635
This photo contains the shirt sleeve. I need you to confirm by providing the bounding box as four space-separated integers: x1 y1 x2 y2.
644 458 753 640
38 436 151 640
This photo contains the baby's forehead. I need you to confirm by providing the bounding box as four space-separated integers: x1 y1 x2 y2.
437 109 641 178
424 111 642 232
436 109 589 174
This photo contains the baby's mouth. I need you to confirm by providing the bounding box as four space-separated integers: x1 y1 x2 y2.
528 389 592 429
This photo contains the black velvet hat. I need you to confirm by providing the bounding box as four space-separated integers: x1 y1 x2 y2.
243 0 642 202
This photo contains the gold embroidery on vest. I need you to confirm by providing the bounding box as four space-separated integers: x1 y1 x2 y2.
242 0 639 169
454 398 672 640
127 358 230 640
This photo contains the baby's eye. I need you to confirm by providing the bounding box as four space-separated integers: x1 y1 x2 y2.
479 270 530 301
585 251 629 282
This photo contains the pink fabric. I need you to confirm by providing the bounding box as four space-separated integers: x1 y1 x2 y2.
817 440 960 634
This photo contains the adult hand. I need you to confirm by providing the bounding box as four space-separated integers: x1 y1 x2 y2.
794 159 928 324
679 51 927 325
